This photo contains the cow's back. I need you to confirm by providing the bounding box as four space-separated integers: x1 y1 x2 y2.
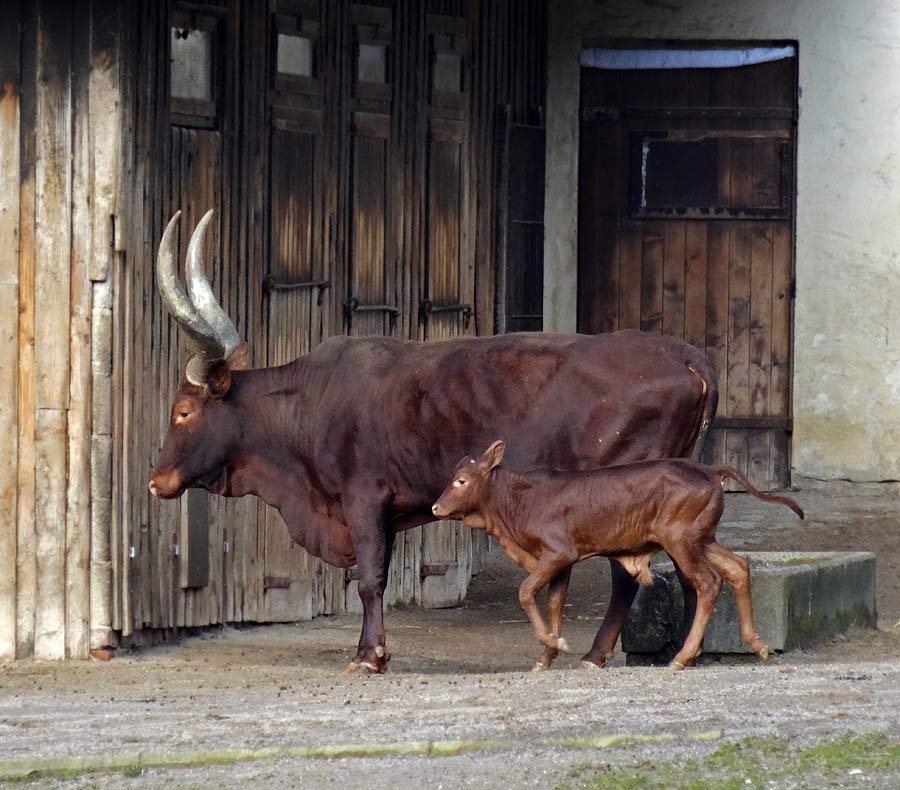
304 331 712 506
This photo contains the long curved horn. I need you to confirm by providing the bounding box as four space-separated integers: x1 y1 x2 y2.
156 211 223 354
185 209 242 358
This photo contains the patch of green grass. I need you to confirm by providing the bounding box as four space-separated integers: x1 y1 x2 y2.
573 732 900 789
121 763 144 778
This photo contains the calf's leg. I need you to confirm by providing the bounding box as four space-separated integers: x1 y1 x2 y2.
705 542 768 659
663 545 722 670
533 566 572 672
518 556 574 653
581 560 638 669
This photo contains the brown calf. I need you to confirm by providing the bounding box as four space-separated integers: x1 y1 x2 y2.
432 441 804 671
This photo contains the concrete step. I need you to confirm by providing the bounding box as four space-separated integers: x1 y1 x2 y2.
621 551 877 661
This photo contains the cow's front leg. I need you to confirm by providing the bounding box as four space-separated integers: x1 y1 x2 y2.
345 508 395 674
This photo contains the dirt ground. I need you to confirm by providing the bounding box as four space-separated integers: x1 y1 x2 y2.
2 478 900 788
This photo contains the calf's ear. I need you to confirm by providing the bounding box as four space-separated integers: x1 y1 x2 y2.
480 440 506 471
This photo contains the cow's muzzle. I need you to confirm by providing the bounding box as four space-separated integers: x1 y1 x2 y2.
149 468 184 499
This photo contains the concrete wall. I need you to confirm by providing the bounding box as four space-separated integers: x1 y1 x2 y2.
545 0 900 481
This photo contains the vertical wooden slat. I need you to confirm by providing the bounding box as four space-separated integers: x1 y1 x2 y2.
33 0 73 660
770 222 793 487
0 1 21 660
684 222 707 350
662 222 685 339
639 222 664 334
65 0 93 658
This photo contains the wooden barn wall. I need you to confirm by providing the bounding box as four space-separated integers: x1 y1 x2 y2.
0 0 546 658
0 0 121 659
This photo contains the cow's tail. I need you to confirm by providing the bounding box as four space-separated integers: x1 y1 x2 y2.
684 351 719 463
717 466 805 519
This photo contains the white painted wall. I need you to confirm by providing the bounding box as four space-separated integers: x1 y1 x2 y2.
545 0 900 481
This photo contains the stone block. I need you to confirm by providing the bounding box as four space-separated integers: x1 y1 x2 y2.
622 552 877 659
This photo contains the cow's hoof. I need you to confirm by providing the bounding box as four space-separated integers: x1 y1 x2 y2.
580 659 604 671
346 648 389 674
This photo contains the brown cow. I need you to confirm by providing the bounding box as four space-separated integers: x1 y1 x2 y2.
149 210 719 673
432 441 804 670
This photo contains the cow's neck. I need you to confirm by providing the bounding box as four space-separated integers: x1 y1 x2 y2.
223 359 314 509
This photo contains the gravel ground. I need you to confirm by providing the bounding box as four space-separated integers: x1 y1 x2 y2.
1 478 899 788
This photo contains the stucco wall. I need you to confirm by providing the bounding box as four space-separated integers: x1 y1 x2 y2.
545 0 900 480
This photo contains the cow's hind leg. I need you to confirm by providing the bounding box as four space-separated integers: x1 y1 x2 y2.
581 560 638 669
663 542 722 670
533 566 572 672
705 542 768 659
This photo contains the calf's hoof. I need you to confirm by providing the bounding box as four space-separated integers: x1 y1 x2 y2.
532 661 549 673
669 660 686 672
757 645 770 661
556 637 571 653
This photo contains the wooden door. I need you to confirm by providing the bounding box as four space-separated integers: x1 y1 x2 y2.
577 55 796 490
418 8 474 608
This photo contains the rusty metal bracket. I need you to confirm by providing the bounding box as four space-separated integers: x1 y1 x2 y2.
344 296 401 332
263 276 331 306
263 575 292 590
419 300 473 329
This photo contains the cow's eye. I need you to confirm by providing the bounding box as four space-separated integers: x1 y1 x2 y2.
453 478 467 488
175 410 192 424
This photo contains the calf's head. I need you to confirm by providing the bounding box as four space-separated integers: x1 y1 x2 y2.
148 210 249 499
432 440 506 519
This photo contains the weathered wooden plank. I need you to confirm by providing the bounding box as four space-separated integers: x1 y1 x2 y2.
639 222 664 334
65 1 93 659
34 2 73 411
748 222 773 488
662 222 685 339
34 408 67 659
16 0 39 659
0 1 21 660
684 222 707 350
770 222 793 488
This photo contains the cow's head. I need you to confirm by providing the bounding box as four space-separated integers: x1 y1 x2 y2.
432 440 506 519
148 210 249 500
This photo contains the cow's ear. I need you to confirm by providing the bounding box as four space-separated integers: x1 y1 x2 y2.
205 360 232 399
480 440 506 471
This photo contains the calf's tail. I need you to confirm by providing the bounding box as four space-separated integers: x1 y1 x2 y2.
717 467 805 519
